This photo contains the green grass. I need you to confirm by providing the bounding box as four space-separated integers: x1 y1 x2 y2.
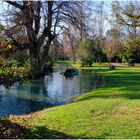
2 63 140 138
54 60 74 66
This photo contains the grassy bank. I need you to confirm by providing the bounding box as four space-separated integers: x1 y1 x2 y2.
1 63 140 138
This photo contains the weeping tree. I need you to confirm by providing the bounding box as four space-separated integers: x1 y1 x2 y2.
3 1 85 76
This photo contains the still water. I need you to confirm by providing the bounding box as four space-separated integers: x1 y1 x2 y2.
0 67 103 116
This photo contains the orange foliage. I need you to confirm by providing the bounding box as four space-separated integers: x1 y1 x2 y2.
0 43 13 50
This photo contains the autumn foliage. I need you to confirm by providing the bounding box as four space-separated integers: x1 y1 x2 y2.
0 43 12 50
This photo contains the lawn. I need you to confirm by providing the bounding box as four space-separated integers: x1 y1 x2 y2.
1 63 140 138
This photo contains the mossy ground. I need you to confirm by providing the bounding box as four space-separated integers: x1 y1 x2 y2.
1 62 140 138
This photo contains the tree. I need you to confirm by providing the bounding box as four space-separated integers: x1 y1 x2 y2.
76 2 107 66
105 29 122 63
77 38 96 66
112 1 140 62
120 37 140 62
88 1 106 63
112 1 140 38
61 28 80 61
3 1 85 76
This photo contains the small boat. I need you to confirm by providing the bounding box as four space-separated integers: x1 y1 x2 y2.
63 69 78 77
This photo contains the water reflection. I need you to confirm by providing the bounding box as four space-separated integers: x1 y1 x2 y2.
0 68 103 116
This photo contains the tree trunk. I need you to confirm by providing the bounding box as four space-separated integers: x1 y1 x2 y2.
30 51 44 77
29 42 44 77
29 41 52 77
30 55 44 76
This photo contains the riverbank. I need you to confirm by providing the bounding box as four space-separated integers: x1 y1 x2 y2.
1 63 140 138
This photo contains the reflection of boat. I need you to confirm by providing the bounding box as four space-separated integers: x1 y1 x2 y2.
63 70 78 77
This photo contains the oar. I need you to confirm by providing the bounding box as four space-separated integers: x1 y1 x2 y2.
60 72 64 74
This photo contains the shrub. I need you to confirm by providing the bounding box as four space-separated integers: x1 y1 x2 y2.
6 59 21 67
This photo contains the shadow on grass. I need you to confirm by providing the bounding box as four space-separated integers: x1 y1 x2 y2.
31 125 76 139
0 118 76 139
0 118 29 139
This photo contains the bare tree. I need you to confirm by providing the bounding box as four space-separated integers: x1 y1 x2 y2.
3 1 85 76
95 1 105 63
105 35 121 64
87 1 106 63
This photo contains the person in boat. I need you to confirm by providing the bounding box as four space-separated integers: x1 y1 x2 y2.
71 68 74 72
65 68 68 73
65 68 70 73
65 68 72 73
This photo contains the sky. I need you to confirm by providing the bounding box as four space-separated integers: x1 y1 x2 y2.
0 5 4 13
0 1 111 22
0 0 136 35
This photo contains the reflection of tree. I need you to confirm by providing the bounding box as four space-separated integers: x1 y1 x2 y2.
27 77 50 111
62 76 80 103
10 77 50 113
0 85 5 102
94 73 102 89
78 71 103 93
47 73 64 105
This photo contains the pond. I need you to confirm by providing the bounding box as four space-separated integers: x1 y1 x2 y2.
0 66 103 116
